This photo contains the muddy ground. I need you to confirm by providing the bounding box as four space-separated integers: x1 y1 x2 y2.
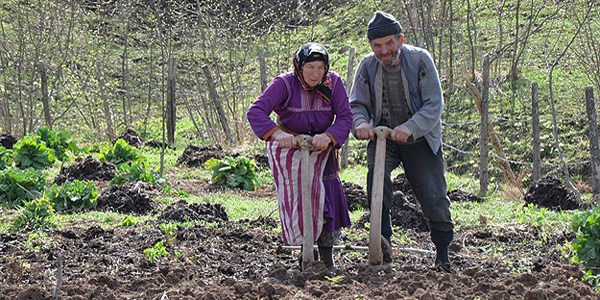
1 184 597 299
0 143 598 299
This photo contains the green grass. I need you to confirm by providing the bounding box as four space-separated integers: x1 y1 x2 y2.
186 192 278 221
58 210 156 229
452 196 574 232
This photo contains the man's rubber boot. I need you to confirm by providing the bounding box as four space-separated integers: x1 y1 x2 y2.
298 245 319 270
431 228 453 272
318 246 335 272
381 236 393 264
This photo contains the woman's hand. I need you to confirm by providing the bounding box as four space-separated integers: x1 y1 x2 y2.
272 130 297 148
312 133 331 151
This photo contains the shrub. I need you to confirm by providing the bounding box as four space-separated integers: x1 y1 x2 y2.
110 160 157 186
100 138 141 165
572 206 600 274
0 146 12 170
35 127 78 161
11 197 57 231
13 135 55 169
45 180 98 212
205 156 260 191
0 167 46 207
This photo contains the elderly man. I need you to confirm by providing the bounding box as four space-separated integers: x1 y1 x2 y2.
350 11 454 272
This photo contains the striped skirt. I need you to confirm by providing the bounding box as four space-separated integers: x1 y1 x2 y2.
266 140 331 246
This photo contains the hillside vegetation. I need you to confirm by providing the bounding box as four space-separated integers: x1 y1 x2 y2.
0 0 599 189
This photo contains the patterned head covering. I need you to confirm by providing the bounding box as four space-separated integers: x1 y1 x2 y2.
292 43 333 103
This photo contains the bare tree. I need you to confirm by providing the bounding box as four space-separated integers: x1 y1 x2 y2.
543 0 594 200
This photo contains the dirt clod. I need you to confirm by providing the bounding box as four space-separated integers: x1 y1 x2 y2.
160 200 228 223
0 133 17 149
524 175 584 210
114 128 144 147
344 181 368 211
177 144 227 167
53 156 115 185
96 182 158 214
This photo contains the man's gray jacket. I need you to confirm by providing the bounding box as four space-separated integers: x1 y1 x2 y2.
349 44 444 153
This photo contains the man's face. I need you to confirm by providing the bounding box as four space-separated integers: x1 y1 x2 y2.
369 34 404 66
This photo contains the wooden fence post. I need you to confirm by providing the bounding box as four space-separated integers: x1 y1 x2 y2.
478 54 490 197
532 82 541 183
167 57 176 145
340 47 355 170
585 87 600 199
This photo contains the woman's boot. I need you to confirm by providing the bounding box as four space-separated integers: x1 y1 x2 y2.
318 246 335 272
298 245 319 270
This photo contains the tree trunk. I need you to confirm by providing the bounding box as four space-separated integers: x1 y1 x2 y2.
97 59 114 141
40 62 52 129
167 57 176 145
259 49 268 92
585 87 600 200
202 64 233 144
478 54 490 197
340 47 355 170
531 83 542 183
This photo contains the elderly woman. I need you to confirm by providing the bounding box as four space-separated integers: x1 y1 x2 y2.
247 43 352 271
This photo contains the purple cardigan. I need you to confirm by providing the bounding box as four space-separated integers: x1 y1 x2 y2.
247 72 352 148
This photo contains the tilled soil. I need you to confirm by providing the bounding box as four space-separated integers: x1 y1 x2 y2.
0 208 597 300
1 167 598 299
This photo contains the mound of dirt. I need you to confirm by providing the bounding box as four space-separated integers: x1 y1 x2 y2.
392 173 413 194
177 144 227 167
96 182 159 214
114 128 144 147
53 156 116 185
0 133 17 149
390 190 429 231
145 140 173 149
524 175 584 210
343 181 368 211
448 189 482 202
252 153 270 169
355 190 428 232
159 200 229 223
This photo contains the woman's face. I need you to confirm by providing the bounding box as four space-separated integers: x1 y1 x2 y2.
301 61 326 88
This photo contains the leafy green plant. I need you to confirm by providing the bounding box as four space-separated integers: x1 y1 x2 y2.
24 232 49 252
325 275 345 284
45 180 98 212
0 167 46 207
159 222 179 246
204 156 260 191
0 146 13 170
143 241 168 263
35 126 78 161
572 206 600 273
120 215 137 227
110 160 157 186
11 197 57 231
13 135 55 169
100 138 141 165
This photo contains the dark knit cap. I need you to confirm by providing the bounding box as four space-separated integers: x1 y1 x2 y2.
367 11 402 40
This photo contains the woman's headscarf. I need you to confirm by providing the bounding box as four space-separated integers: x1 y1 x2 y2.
292 43 333 103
